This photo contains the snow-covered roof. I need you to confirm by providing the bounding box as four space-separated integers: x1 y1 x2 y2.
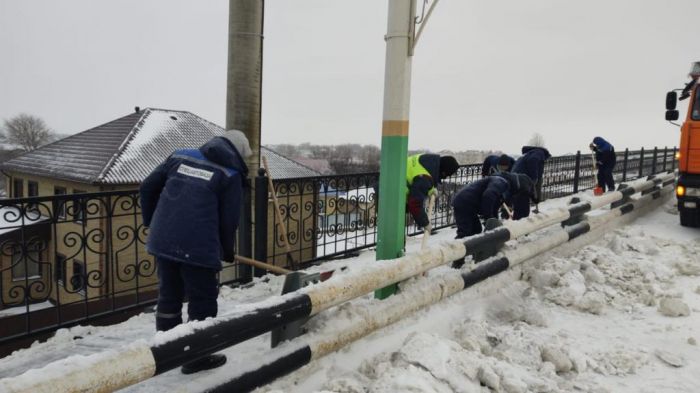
1 108 320 184
262 148 321 179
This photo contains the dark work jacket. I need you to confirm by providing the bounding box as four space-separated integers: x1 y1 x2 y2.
513 146 551 183
592 137 616 171
140 137 248 270
452 176 510 219
407 154 441 227
481 155 515 177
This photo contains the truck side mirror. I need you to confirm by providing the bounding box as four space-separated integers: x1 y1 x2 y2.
666 91 678 110
665 110 679 121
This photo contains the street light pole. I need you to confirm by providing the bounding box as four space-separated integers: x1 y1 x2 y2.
375 0 416 299
227 0 264 281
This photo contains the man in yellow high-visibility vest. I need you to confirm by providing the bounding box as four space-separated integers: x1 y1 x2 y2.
406 153 459 228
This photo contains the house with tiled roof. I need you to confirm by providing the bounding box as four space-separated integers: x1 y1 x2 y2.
2 107 319 189
0 108 321 310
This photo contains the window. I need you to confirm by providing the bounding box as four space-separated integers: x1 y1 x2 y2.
27 181 38 197
693 88 700 121
27 181 39 212
72 190 86 222
54 187 67 219
70 260 86 293
55 253 66 285
11 245 41 281
12 178 23 198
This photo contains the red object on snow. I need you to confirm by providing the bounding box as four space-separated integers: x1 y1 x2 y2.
593 186 604 196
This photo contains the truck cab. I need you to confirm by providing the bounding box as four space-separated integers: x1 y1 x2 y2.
666 61 700 226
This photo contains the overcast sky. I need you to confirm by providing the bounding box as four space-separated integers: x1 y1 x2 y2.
0 0 698 155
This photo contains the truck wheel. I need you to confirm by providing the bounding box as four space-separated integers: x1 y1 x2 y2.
679 208 698 227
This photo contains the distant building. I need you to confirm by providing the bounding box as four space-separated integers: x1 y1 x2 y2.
292 157 334 175
0 108 320 311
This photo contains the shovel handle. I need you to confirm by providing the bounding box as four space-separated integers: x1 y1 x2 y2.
235 255 292 275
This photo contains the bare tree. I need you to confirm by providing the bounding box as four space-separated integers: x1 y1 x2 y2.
270 144 299 158
528 132 546 147
2 114 55 151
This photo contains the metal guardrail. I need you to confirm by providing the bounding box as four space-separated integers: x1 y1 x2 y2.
0 171 675 393
0 146 677 346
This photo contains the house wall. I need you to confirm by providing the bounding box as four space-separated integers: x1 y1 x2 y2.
267 182 317 267
103 185 158 302
0 223 52 310
1 170 325 300
0 172 157 310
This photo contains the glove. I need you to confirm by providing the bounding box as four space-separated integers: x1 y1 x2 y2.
416 215 430 229
500 207 510 219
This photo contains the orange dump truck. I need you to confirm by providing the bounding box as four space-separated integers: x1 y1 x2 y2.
666 61 700 226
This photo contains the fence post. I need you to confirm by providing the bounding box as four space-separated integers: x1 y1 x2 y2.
662 146 667 172
573 151 581 193
638 147 645 178
622 148 629 182
672 147 677 171
651 147 658 174
253 168 269 279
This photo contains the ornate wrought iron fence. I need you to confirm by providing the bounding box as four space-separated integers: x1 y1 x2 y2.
267 146 677 265
0 190 244 347
0 146 677 345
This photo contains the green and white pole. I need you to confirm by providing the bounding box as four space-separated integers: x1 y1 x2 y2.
375 0 416 299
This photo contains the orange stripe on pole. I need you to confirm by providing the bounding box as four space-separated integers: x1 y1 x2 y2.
382 120 409 137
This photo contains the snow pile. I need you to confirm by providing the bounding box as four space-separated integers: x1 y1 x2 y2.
266 200 700 393
523 225 699 316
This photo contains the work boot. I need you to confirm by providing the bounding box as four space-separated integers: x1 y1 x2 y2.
181 354 227 374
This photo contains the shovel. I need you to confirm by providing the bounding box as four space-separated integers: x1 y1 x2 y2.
591 150 604 196
421 193 437 250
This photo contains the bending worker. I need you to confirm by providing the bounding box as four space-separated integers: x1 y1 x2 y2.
140 131 252 374
481 153 515 177
452 172 534 238
406 153 460 228
590 136 617 192
512 146 551 219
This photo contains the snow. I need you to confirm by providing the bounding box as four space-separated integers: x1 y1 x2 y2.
0 339 155 393
0 195 699 393
261 198 699 393
0 300 53 317
102 109 226 184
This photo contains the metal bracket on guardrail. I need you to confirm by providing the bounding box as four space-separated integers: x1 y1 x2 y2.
611 184 632 209
561 197 587 227
270 271 320 348
453 218 508 269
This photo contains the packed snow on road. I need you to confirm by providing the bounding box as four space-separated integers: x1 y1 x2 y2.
0 196 699 393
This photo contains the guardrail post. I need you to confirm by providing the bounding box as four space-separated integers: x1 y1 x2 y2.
573 151 581 193
651 147 658 174
622 148 629 182
254 168 269 279
638 147 645 178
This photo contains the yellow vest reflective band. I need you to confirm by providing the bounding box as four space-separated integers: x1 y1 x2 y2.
406 154 437 196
